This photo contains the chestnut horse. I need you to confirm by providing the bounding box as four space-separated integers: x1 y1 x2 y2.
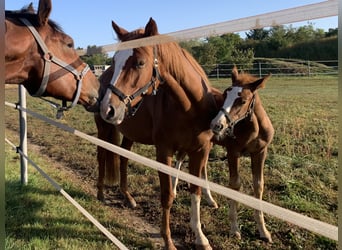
5 0 100 112
95 68 218 209
99 18 220 249
210 67 274 242
97 66 274 244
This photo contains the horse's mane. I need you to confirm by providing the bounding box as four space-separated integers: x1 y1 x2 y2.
5 5 63 33
117 27 211 89
157 42 211 88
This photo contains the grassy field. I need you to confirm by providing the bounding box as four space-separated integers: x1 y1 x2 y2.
5 76 338 249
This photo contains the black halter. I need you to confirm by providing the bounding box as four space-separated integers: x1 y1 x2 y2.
108 47 163 117
222 95 256 137
20 18 90 119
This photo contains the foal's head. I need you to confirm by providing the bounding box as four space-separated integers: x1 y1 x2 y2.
210 66 270 139
5 0 100 112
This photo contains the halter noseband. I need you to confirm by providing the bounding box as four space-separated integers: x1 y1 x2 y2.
108 47 162 117
20 18 90 118
222 95 256 137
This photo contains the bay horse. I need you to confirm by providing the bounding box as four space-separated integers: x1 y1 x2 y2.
99 18 220 249
210 66 274 242
5 0 100 113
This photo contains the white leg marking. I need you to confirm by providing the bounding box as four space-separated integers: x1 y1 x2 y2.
190 194 210 246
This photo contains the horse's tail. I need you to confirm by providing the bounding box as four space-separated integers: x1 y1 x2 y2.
103 141 120 186
95 113 120 186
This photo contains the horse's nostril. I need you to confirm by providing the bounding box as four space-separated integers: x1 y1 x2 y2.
106 105 115 119
211 123 222 133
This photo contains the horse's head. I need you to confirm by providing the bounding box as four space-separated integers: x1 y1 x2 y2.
100 18 163 125
210 66 270 139
5 0 100 112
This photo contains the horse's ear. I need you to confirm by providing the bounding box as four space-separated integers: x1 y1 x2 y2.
37 0 52 26
144 17 159 37
111 21 128 41
231 66 239 84
250 74 271 91
27 3 35 13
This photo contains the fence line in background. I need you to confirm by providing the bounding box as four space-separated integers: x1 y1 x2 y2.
204 60 339 78
91 60 339 79
77 0 338 55
5 100 338 241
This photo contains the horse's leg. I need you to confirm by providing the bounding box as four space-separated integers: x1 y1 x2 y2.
156 148 176 250
96 145 106 201
227 151 242 239
188 147 212 250
95 114 111 201
172 152 217 208
119 136 137 208
172 151 186 197
201 159 218 209
251 149 272 242
95 113 120 202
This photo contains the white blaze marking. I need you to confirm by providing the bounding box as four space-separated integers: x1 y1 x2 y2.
100 49 133 119
222 86 243 114
210 86 243 130
110 49 134 86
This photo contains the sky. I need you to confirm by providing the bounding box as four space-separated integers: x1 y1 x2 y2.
6 0 338 50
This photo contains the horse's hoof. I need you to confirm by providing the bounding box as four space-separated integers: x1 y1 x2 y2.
209 201 218 209
260 235 273 243
164 241 177 250
97 193 105 202
230 231 241 240
259 230 272 243
195 244 212 250
125 197 137 208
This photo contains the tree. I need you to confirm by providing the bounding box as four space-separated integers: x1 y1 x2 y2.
246 28 269 40
80 45 110 66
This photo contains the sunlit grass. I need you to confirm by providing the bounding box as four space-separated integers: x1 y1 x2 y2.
5 76 338 249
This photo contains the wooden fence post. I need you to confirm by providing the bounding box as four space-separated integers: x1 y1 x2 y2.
19 85 28 185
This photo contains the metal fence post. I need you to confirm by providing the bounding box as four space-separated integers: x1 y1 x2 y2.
19 85 28 185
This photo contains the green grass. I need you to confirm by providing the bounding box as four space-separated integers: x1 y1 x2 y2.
5 134 154 249
5 76 338 249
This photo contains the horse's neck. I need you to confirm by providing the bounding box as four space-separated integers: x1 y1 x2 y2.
253 93 273 131
162 72 217 119
163 69 217 119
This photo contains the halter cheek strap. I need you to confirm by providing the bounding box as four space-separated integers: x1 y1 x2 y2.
19 18 90 118
223 96 256 137
109 47 163 117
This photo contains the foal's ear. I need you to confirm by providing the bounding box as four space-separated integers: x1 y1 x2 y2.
37 0 52 26
231 66 239 84
112 21 129 41
144 17 159 37
250 74 271 91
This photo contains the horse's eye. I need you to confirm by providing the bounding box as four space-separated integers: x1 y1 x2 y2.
67 42 74 48
136 60 146 69
227 87 233 92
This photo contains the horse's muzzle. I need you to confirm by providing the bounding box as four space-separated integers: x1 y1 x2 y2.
84 97 100 112
100 102 126 125
210 122 223 135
